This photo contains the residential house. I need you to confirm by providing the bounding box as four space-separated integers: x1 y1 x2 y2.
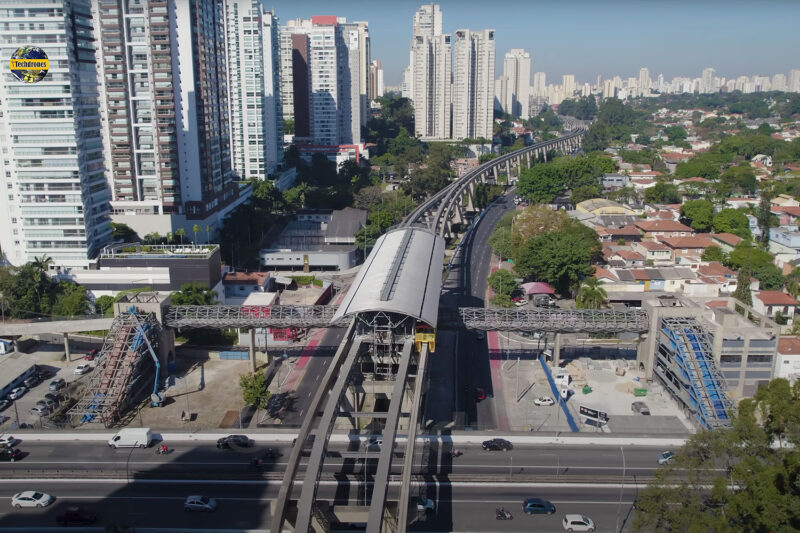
575 199 637 216
769 228 800 266
222 271 274 305
775 336 800 382
726 197 759 210
771 194 799 208
595 225 642 243
771 206 800 228
711 232 743 252
601 173 630 190
695 262 737 295
628 170 663 180
661 235 715 264
753 290 800 329
631 178 657 192
662 152 693 173
632 240 673 265
604 249 645 267
635 220 695 240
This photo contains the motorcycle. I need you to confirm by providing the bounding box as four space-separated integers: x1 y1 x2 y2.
263 448 282 460
156 444 169 455
495 507 513 520
250 457 264 467
451 449 463 458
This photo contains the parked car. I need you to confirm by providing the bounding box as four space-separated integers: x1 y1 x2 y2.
184 495 217 512
23 376 40 389
216 435 253 449
523 497 556 515
8 386 27 400
562 514 595 531
534 396 555 406
56 506 97 526
11 491 53 508
49 379 66 392
30 405 52 417
631 401 650 415
366 436 383 450
0 448 22 462
475 388 486 402
657 451 676 465
36 398 56 409
0 399 10 412
482 438 513 451
84 349 99 361
43 393 61 404
0 434 16 447
73 364 92 375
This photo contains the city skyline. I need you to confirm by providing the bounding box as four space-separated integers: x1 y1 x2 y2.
270 0 800 86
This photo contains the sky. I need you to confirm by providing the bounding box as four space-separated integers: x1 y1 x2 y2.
267 0 800 87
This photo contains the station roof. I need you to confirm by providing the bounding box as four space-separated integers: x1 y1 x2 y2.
331 227 445 326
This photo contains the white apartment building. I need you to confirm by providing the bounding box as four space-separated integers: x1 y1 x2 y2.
369 59 384 99
532 71 546 98
452 29 495 141
0 0 112 269
502 48 530 119
701 67 716 93
789 69 800 93
409 4 450 139
412 3 442 38
224 1 283 180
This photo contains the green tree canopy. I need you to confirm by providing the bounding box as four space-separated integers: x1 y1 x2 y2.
171 282 217 306
487 270 517 297
514 221 601 296
644 182 681 204
700 246 727 263
712 208 751 239
679 199 714 231
575 277 607 309
239 371 270 410
110 222 139 243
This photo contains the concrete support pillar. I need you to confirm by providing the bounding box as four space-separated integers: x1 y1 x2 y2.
553 332 562 368
505 159 511 183
526 152 531 168
249 328 257 372
492 166 498 182
466 182 476 211
63 333 71 361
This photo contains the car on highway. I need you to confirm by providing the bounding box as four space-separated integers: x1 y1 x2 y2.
216 435 253 449
49 378 66 392
563 514 595 531
8 386 27 400
0 448 22 462
534 396 555 406
0 434 16 447
475 388 486 402
481 438 513 451
74 363 92 375
0 399 10 412
11 491 53 508
416 498 435 512
523 497 556 515
56 506 97 526
184 495 217 512
475 331 485 340
84 349 99 361
657 451 676 465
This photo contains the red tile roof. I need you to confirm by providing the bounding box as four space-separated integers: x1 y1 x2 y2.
635 220 694 233
757 291 799 306
596 225 641 236
661 236 715 249
772 206 800 218
594 267 618 281
698 262 736 278
616 250 645 261
223 272 270 285
711 233 743 247
636 240 671 251
778 336 800 354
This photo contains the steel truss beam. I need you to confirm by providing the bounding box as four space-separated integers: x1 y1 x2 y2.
164 305 348 329
440 307 649 333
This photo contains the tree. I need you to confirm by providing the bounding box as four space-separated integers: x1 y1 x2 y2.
171 282 217 306
754 264 785 290
575 277 607 309
487 225 515 261
679 199 714 231
192 224 201 244
31 255 53 274
570 184 600 205
488 270 517 297
726 242 775 271
514 222 601 296
490 294 515 308
205 225 211 245
633 378 800 533
701 246 726 263
239 371 270 410
175 228 186 245
733 252 753 307
94 295 116 317
50 281 89 317
144 232 161 244
110 222 139 243
785 268 800 298
757 191 773 249
712 208 751 239
517 164 564 204
644 182 681 204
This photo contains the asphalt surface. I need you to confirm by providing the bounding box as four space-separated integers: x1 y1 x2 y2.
438 190 517 430
0 479 642 532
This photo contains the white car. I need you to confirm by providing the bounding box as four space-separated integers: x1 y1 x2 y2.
562 514 595 532
8 387 27 400
74 364 92 375
184 495 216 512
534 396 555 406
0 434 15 447
657 451 676 465
11 491 54 508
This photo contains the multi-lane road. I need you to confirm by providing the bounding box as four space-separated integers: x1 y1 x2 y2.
0 437 672 530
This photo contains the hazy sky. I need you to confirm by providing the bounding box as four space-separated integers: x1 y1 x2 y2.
268 0 800 86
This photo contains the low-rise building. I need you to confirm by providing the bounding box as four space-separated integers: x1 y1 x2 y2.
661 235 715 263
632 240 673 264
635 220 695 240
775 336 800 383
575 198 637 216
601 173 629 190
769 228 800 265
711 232 743 252
753 290 800 330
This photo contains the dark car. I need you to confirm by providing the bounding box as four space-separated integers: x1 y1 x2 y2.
49 379 66 392
44 393 62 404
475 388 486 402
523 497 555 515
216 434 253 449
0 399 10 412
482 438 513 451
56 506 97 526
0 448 22 462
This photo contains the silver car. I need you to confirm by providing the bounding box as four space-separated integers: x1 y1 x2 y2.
8 387 27 400
11 491 53 508
184 495 216 512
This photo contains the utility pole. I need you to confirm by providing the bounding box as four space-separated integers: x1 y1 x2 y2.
616 445 626 532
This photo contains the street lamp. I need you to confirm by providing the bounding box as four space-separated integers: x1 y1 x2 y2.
616 445 626 532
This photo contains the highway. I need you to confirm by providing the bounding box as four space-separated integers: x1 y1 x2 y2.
0 478 640 531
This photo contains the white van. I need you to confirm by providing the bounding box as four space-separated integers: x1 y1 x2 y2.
108 428 153 449
554 373 571 387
